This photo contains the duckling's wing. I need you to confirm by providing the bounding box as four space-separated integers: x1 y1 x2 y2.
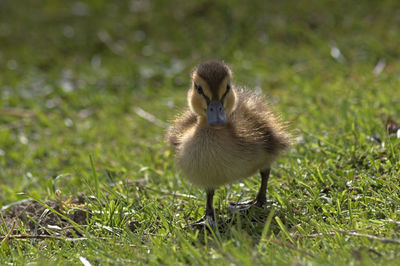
232 90 291 155
166 110 197 150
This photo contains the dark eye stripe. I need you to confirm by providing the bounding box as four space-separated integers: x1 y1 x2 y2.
221 84 231 102
195 84 210 104
195 84 203 94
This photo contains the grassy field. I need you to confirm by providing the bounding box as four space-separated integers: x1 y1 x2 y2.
1 0 400 264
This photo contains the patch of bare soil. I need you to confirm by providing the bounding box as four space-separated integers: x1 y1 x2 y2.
1 197 89 237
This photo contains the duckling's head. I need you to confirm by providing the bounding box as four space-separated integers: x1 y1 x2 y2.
188 61 237 127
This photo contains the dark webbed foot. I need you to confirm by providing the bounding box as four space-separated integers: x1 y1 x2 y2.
206 213 216 228
189 214 216 229
228 199 256 212
255 197 266 208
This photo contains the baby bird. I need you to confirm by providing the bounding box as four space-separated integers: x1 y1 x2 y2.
166 61 291 227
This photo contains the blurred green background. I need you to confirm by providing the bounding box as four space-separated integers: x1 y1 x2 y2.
0 0 399 204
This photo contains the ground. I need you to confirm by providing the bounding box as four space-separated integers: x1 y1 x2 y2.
1 0 400 265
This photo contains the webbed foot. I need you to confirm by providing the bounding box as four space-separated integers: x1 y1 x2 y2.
189 214 216 229
228 198 266 212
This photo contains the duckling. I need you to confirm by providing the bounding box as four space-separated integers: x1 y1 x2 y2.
166 61 291 227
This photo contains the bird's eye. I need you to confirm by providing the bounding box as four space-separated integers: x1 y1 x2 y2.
195 84 203 94
226 84 231 91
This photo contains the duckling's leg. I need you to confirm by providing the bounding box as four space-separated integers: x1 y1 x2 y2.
205 189 216 227
190 189 216 229
228 168 270 210
255 168 271 207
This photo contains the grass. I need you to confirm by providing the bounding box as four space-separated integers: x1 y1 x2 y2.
1 0 400 264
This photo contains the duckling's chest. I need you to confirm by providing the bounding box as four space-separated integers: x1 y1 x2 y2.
176 127 268 188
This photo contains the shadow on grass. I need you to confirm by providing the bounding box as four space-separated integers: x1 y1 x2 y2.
188 203 290 244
